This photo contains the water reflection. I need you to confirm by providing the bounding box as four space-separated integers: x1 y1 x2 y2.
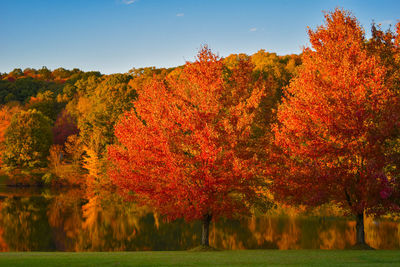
0 187 398 251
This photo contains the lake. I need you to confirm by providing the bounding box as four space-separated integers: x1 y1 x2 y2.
0 186 398 251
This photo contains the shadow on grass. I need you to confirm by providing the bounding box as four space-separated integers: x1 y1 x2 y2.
188 245 221 252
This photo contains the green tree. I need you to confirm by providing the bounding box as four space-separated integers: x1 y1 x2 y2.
26 90 64 122
75 74 136 156
2 109 53 169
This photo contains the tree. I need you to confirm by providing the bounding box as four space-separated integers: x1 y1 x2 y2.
366 23 400 210
109 46 266 247
38 66 52 81
26 90 64 122
0 105 22 165
273 9 400 248
52 109 79 146
2 109 53 169
0 105 21 144
74 74 136 156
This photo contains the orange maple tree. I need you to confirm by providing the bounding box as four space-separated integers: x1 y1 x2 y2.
109 46 265 247
273 9 400 247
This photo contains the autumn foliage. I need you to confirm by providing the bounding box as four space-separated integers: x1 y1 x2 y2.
273 9 400 246
2 109 53 169
0 105 21 164
52 110 79 146
1 6 400 250
109 47 267 246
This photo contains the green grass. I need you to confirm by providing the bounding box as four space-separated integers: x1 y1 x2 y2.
0 250 399 267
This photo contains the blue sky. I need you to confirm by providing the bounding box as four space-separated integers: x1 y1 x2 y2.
1 0 399 74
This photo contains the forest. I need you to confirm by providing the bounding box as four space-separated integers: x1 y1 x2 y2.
0 9 399 249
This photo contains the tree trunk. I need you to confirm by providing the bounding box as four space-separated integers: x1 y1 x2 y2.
201 214 212 247
356 212 365 245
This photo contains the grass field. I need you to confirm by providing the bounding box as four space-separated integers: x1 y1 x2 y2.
0 250 399 267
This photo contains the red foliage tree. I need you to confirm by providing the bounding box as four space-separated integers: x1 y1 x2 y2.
52 110 79 146
109 47 265 247
273 9 400 247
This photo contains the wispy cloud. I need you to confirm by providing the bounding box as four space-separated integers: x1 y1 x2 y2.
176 13 184 17
122 0 137 5
249 27 257 32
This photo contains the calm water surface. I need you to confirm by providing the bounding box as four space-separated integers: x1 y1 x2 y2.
0 186 398 251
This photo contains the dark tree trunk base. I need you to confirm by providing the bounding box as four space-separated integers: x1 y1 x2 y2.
201 214 212 247
191 214 219 251
352 212 374 249
350 243 375 250
356 213 365 245
189 245 220 252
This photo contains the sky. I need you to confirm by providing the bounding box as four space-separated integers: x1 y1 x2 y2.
1 0 399 74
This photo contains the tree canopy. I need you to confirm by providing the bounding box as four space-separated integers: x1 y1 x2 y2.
273 8 400 246
2 109 53 169
109 47 269 246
